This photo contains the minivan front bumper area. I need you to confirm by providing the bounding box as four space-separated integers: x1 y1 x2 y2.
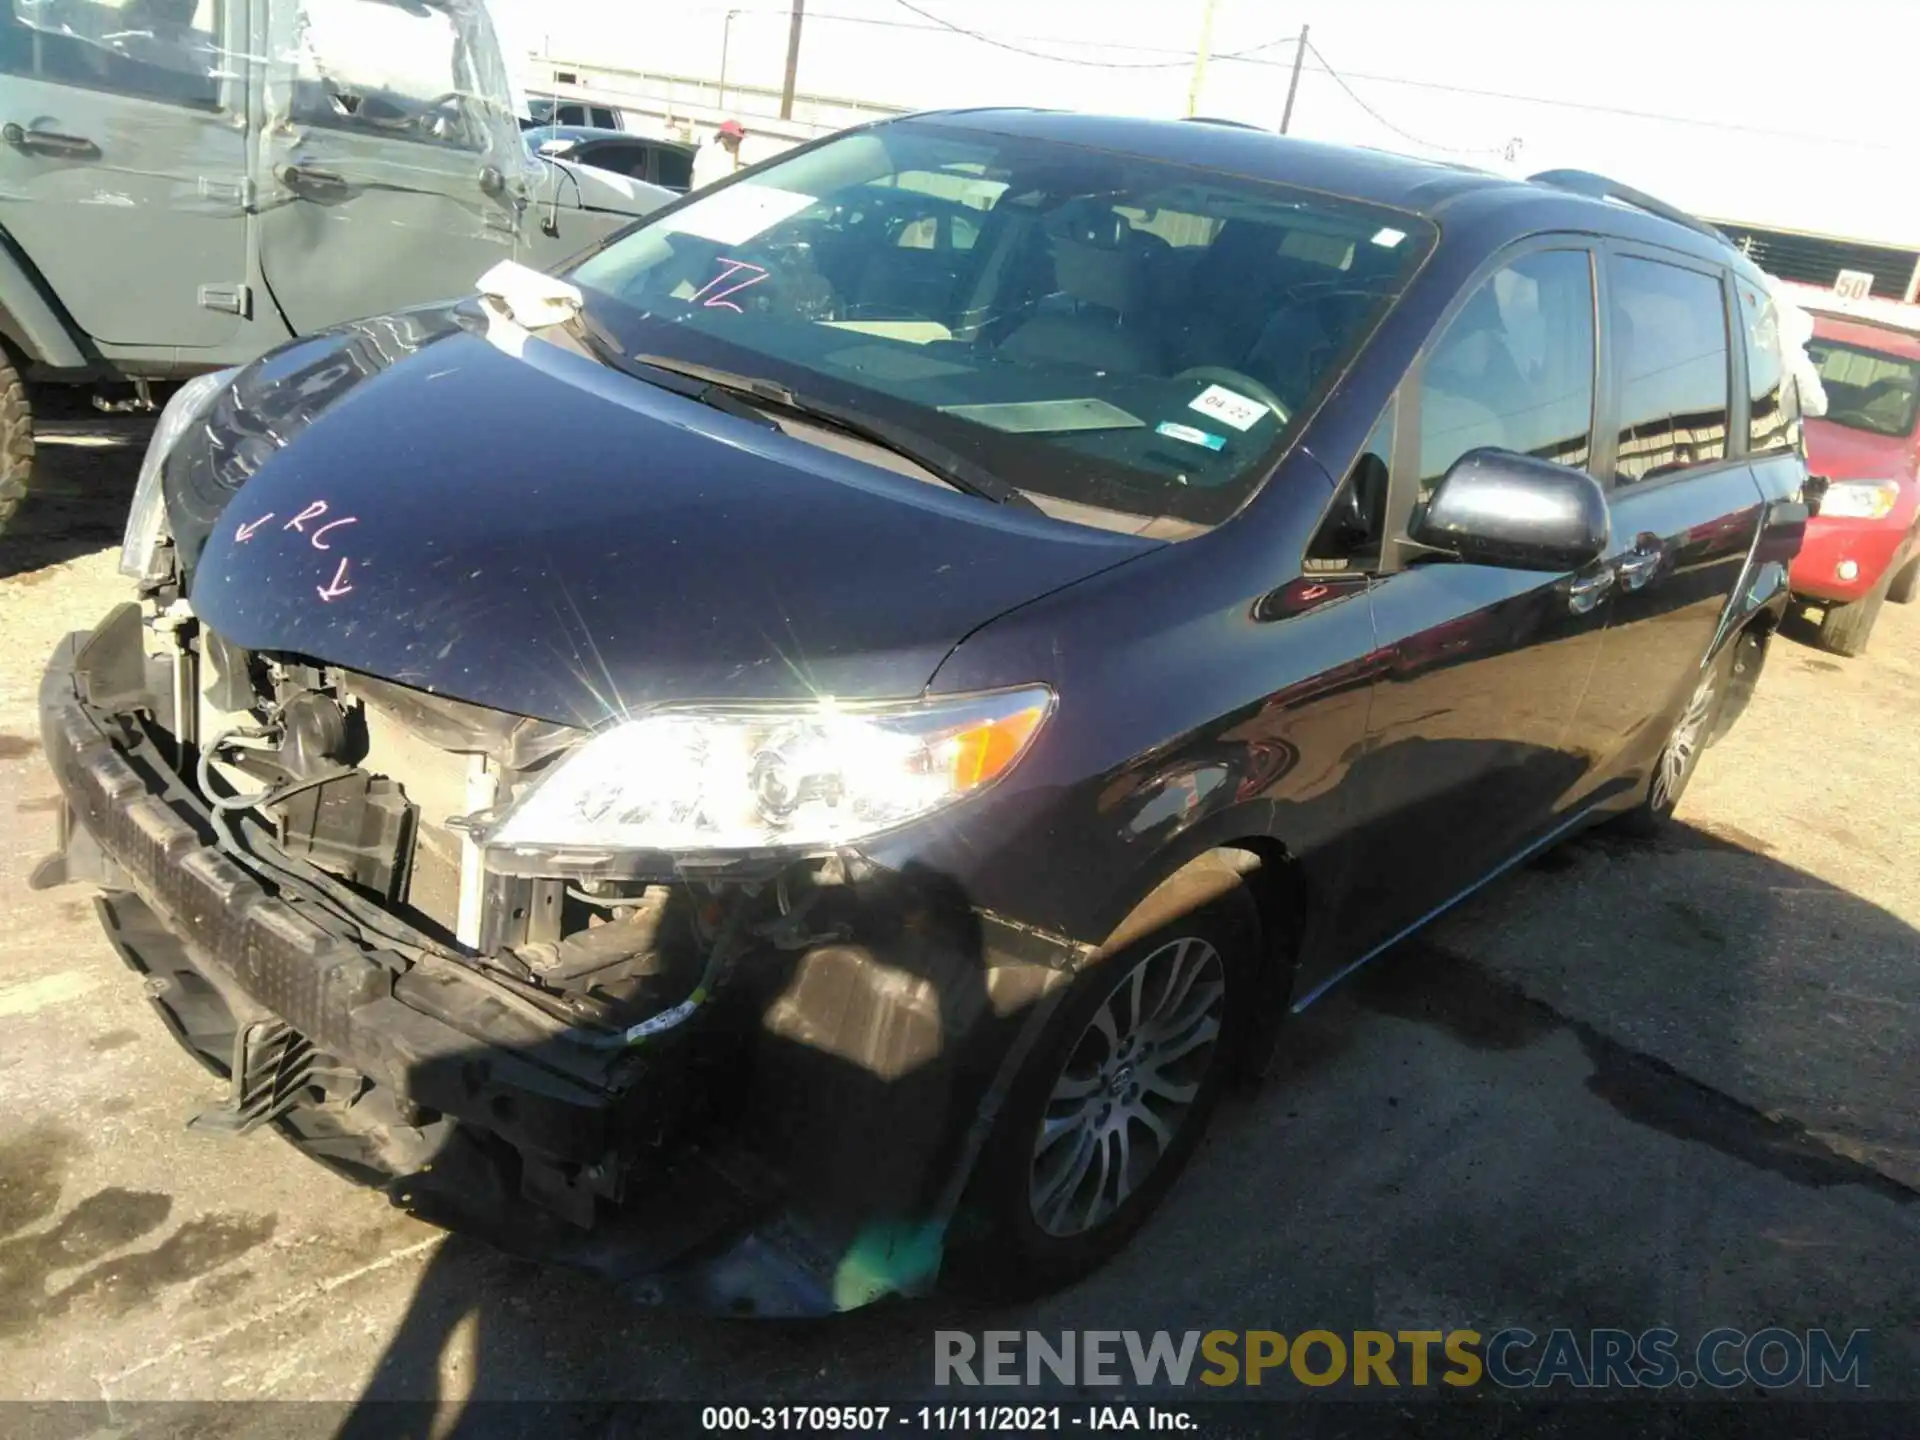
37 618 1080 1316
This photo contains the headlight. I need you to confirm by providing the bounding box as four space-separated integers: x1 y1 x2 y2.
1816 479 1901 520
485 686 1054 854
119 368 239 581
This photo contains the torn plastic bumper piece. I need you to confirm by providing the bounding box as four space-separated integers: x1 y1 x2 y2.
37 628 1085 1315
35 633 841 1312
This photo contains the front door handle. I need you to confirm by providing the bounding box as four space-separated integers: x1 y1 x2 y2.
278 163 350 199
1568 566 1615 615
2 121 100 160
1616 544 1663 592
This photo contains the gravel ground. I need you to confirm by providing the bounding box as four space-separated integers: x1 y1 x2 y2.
0 424 1914 1422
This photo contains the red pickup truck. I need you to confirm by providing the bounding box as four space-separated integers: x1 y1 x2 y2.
1781 284 1920 655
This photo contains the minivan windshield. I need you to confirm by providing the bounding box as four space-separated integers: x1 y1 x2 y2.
569 120 1435 524
1807 336 1920 439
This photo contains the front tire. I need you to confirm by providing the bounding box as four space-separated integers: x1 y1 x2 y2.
948 855 1259 1297
1612 646 1730 838
1816 571 1890 657
1888 556 1918 606
0 352 31 537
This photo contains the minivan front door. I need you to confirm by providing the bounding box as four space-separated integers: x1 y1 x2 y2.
0 0 248 347
1564 251 1764 802
1340 245 1611 957
256 0 526 334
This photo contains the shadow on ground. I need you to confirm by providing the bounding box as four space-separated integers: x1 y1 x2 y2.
1 399 150 580
300 821 1919 1426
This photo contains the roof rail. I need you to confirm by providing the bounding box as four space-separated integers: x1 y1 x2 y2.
1526 169 1731 246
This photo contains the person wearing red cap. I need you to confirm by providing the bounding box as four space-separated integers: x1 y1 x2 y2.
692 119 747 190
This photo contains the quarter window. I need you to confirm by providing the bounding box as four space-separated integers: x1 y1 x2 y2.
1736 278 1798 455
1308 408 1394 571
0 0 224 108
1610 257 1731 485
1415 249 1597 504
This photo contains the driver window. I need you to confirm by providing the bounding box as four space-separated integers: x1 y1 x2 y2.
288 0 479 149
1415 249 1596 509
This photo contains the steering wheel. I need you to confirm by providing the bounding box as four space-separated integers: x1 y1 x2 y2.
412 90 470 143
1172 366 1291 426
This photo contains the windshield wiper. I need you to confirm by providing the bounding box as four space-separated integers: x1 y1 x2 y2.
568 314 779 431
631 353 1041 512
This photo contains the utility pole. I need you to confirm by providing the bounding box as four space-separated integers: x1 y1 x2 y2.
1279 23 1309 134
1185 0 1217 117
780 0 805 120
718 9 740 111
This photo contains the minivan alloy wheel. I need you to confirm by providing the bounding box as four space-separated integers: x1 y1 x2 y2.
1028 935 1227 1237
1650 664 1719 813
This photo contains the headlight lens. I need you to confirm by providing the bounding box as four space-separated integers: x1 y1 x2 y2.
119 368 239 581
486 687 1053 853
1817 479 1901 520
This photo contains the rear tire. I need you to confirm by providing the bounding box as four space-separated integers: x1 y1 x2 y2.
1888 556 1918 606
1612 645 1732 838
946 854 1259 1299
1816 570 1891 657
0 352 31 537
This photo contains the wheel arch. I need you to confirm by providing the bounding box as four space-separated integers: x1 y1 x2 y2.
1085 816 1313 1079
0 226 93 372
1708 605 1778 747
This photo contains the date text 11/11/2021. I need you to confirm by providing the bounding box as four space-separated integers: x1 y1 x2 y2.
700 1406 1196 1432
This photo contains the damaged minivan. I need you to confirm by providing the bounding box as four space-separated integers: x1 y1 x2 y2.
37 112 1807 1314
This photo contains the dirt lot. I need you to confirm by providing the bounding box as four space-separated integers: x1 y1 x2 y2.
1 423 1915 1419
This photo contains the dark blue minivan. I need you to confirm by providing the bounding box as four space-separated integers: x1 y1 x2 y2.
38 110 1807 1313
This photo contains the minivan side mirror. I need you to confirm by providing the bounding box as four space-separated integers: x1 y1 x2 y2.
1410 449 1609 572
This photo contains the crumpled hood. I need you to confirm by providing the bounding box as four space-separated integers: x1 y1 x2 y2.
180 313 1154 727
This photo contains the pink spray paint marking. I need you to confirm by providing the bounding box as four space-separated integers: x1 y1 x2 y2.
234 513 275 542
309 516 358 551
690 258 769 313
316 557 354 603
283 500 328 533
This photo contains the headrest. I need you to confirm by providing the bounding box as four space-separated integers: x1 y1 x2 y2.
1052 236 1138 314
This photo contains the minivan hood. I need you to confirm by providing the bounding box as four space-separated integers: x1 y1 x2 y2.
185 320 1154 727
1805 417 1917 483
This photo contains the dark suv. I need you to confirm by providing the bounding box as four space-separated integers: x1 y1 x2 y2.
36 111 1806 1315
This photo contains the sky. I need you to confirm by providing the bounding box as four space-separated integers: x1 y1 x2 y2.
492 0 1920 248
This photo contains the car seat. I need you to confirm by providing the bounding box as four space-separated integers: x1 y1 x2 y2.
999 203 1162 373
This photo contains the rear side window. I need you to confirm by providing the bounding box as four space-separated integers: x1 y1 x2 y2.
1416 248 1597 502
1610 257 1731 485
0 0 224 108
655 147 693 190
590 107 618 129
581 141 648 179
1736 279 1798 455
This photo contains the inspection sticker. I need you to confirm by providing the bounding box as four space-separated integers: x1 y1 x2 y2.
657 184 819 246
1188 383 1268 432
1154 420 1226 451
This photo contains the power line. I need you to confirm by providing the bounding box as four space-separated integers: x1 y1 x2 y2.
698 4 1211 58
671 2 1902 153
1305 40 1509 158
1276 60 1903 152
887 0 1300 69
